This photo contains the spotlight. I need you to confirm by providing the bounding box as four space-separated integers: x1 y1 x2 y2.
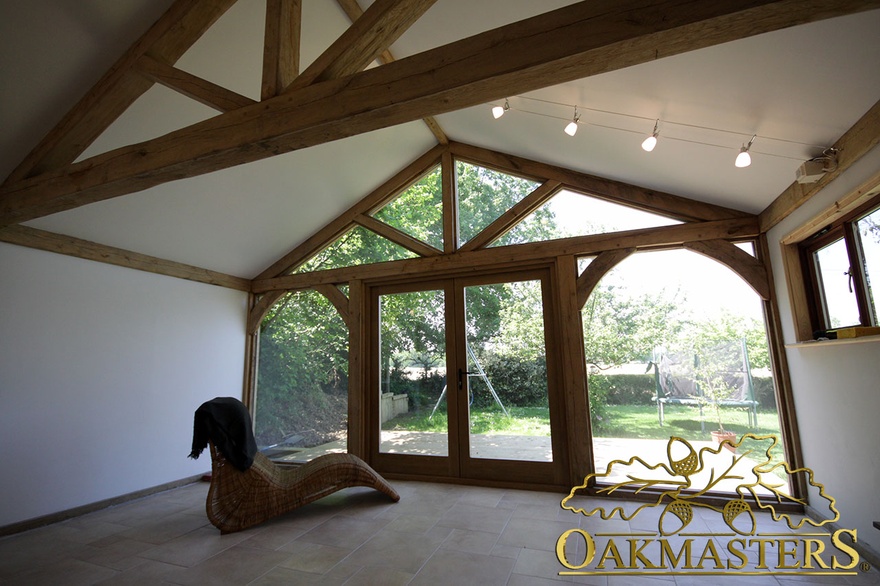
564 107 580 136
735 135 756 168
641 120 659 152
492 99 510 119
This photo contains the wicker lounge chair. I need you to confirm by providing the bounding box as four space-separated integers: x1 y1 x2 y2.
190 397 399 534
206 443 400 534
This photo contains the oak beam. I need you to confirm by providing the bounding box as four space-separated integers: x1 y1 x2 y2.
253 217 761 293
247 291 287 334
2 0 238 185
287 0 437 91
262 0 301 100
683 239 771 300
450 142 750 223
576 248 636 309
314 284 352 328
254 145 444 279
760 97 880 232
354 214 442 258
347 279 366 458
554 255 594 486
135 55 257 112
441 150 457 254
459 180 562 252
334 0 448 145
5 0 877 225
0 224 250 291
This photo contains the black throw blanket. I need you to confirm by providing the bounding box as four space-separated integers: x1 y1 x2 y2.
188 397 258 472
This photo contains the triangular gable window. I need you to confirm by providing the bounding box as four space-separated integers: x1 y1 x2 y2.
457 161 540 247
372 165 443 251
491 189 681 247
293 225 417 274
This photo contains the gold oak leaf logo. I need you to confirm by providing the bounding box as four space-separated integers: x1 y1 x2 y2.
560 434 840 536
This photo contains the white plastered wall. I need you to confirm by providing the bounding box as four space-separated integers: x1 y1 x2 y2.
766 144 880 557
0 243 247 527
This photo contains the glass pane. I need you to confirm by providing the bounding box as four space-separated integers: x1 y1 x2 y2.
294 225 417 274
464 279 552 462
457 161 539 246
255 290 348 463
856 207 880 324
493 190 680 247
379 289 447 456
373 166 444 251
582 249 788 495
814 238 860 328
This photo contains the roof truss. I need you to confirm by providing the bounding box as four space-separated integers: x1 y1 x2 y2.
3 0 878 227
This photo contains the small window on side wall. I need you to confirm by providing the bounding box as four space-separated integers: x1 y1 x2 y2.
799 195 880 334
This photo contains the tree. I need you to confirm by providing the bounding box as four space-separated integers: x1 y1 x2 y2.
256 290 349 447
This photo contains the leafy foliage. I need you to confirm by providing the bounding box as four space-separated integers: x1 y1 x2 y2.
256 157 778 449
255 291 349 447
374 166 444 250
295 225 416 274
455 162 555 245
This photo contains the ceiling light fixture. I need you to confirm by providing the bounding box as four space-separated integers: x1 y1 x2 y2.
481 95 833 169
641 119 659 152
735 135 756 168
492 99 510 119
564 107 580 136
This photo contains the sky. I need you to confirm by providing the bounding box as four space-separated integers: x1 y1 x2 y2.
548 190 765 321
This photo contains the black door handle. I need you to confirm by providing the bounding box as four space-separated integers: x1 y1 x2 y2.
458 368 477 389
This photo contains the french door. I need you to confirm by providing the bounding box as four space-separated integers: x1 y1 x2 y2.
367 267 568 487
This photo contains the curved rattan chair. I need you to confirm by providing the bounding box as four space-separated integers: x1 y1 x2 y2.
206 443 400 533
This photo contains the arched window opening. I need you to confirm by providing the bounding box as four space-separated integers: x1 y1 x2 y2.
254 289 349 463
581 248 788 495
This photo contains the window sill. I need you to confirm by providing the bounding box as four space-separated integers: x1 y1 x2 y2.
786 334 880 348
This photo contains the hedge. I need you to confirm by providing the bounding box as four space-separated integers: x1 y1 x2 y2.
588 373 776 409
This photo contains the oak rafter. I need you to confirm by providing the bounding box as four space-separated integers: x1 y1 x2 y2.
3 0 877 227
135 55 257 112
2 0 239 185
334 0 448 145
262 0 301 100
286 0 438 91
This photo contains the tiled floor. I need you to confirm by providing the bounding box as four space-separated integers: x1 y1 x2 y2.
1 479 878 585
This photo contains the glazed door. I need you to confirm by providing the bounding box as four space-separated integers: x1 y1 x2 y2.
369 268 567 486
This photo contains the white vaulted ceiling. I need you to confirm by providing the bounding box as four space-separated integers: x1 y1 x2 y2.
1 0 879 278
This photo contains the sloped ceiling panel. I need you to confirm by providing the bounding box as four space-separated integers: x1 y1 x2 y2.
3 1 880 279
431 10 880 213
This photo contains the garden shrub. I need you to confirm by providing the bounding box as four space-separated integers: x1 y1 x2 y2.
477 354 548 408
590 374 656 405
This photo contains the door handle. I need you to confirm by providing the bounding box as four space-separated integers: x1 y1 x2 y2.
458 368 477 389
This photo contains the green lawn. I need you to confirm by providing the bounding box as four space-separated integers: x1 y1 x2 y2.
595 404 781 441
390 403 780 440
390 403 789 481
387 406 551 435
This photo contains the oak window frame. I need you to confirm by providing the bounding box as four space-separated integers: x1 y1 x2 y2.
797 194 880 336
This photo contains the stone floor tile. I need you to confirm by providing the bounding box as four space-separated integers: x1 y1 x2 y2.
408 548 515 586
294 515 388 550
436 502 514 533
165 545 292 586
277 540 351 574
343 526 446 573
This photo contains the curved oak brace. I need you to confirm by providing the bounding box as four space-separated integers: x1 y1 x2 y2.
576 248 636 309
313 284 352 329
247 291 287 335
246 284 351 336
683 239 770 300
